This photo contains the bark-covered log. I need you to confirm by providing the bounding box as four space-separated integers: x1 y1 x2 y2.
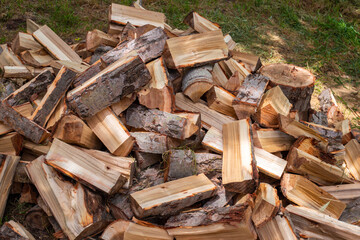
164 149 197 181
0 220 35 240
130 132 168 154
318 88 344 126
134 151 162 170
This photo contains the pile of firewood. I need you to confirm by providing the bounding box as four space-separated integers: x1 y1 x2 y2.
1 1 360 239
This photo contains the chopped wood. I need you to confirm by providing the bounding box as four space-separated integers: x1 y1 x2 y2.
13 161 31 183
0 155 20 219
11 32 42 55
183 11 220 33
256 215 297 240
344 139 360 180
319 88 344 126
87 107 134 156
45 96 68 130
0 122 12 136
134 151 162 170
309 109 328 126
202 126 223 153
46 138 127 194
67 51 151 118
195 152 222 178
110 93 136 115
164 30 228 69
130 173 216 218
287 204 360 240
164 149 196 181
0 132 23 156
50 60 89 74
26 19 41 34
20 48 54 67
109 3 166 28
212 62 228 87
31 67 76 126
3 66 33 79
24 205 50 230
0 220 35 240
335 119 353 144
320 183 360 204
131 131 168 154
206 86 237 118
224 34 236 50
26 156 112 240
230 50 262 73
108 23 124 35
19 183 38 203
86 29 118 52
222 58 251 92
33 25 82 63
253 125 295 152
0 44 24 69
302 121 343 143
340 196 360 225
281 173 346 219
254 147 287 180
222 119 258 193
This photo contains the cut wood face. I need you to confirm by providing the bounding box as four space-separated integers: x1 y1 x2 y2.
344 139 360 180
184 11 220 33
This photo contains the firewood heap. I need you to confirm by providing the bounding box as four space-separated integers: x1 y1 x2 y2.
1 1 360 239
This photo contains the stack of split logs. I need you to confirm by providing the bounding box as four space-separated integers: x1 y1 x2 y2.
1 1 360 239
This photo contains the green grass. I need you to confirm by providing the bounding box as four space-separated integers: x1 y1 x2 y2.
0 0 359 126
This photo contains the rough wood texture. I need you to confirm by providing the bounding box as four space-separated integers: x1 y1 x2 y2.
206 86 237 118
33 25 82 63
53 114 102 149
222 58 251 92
335 119 353 144
131 131 168 154
23 140 50 156
46 96 68 130
287 205 360 240
26 19 41 34
0 132 23 156
134 151 162 170
109 3 166 28
0 155 20 220
11 32 42 55
183 11 220 33
72 60 102 87
230 50 262 73
233 74 269 119
344 139 360 180
110 93 136 115
0 220 35 240
27 156 112 240
302 121 343 142
3 66 33 79
254 147 286 180
86 29 118 52
164 149 196 181
257 215 297 240
20 48 54 67
31 67 76 126
126 104 198 140
224 34 236 50
202 126 224 153
164 30 229 69
260 64 315 116
130 173 216 218
46 138 127 194
340 197 360 225
321 183 360 204
0 44 24 69
67 51 151 119
281 173 346 219
13 161 31 183
222 119 258 193
87 107 134 156
319 88 344 126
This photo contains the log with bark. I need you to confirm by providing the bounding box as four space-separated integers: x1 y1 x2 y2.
0 44 24 69
320 183 360 204
0 220 35 240
3 66 33 79
183 11 220 33
110 93 136 115
20 48 54 67
130 131 169 154
344 139 360 180
164 149 197 181
318 88 344 126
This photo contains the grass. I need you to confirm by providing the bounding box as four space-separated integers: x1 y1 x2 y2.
0 0 359 127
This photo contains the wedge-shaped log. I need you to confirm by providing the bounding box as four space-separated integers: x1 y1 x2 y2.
26 19 41 34
224 34 236 50
0 44 24 69
221 58 251 92
287 205 360 240
86 29 118 52
281 173 346 219
319 88 344 126
0 155 20 220
109 3 166 28
202 126 223 153
20 48 54 67
33 25 82 63
138 57 174 112
46 138 127 194
254 86 292 127
254 147 286 180
11 32 42 55
206 86 237 118
46 96 68 130
253 125 295 152
222 119 258 193
126 104 198 140
0 132 23 156
164 149 197 181
3 66 33 79
164 30 228 69
335 119 353 144
302 121 343 142
67 51 151 118
230 50 262 73
130 173 216 218
233 74 269 119
344 139 360 180
23 140 50 156
53 114 102 149
101 220 172 240
31 66 76 126
27 156 112 240
256 215 297 240
252 183 280 227
321 183 360 204
183 11 220 33
0 220 35 240
286 147 351 185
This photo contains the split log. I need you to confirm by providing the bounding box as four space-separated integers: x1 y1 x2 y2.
72 60 102 87
31 67 76 126
232 74 269 119
0 132 23 156
101 220 172 240
321 183 360 204
222 119 258 193
119 22 137 41
3 66 33 79
126 104 198 139
318 88 344 126
46 138 127 194
206 86 237 118
202 126 223 153
175 93 235 131
130 167 165 193
164 149 197 181
260 63 315 118
67 51 151 118
252 125 295 152
0 155 20 219
50 60 89 74
13 161 31 183
222 58 251 92
33 25 82 63
254 147 287 180
281 173 346 219
183 11 220 33
26 156 112 240
230 50 262 73
89 45 113 65
109 194 133 220
212 62 228 87
53 114 102 149
224 34 236 50
182 64 214 102
131 132 168 154
12 102 33 119
137 57 174 112
130 173 216 218
164 30 228 69
0 44 24 69
203 181 236 208
344 139 360 180
46 96 68 130
340 197 360 225
108 23 124 35
110 93 136 115
87 107 134 156
26 19 41 34
23 140 50 156
11 32 42 55
86 29 118 52
302 121 343 143
195 152 222 179
20 48 54 67
252 183 280 227
0 220 35 240
256 215 297 240
335 119 353 144
254 86 292 127
286 205 360 240
0 122 12 136
134 151 162 170
109 3 166 28
309 110 328 126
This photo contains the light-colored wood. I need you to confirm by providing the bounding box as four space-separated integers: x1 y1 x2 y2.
176 93 234 131
0 155 20 220
164 30 228 69
222 119 258 193
321 183 360 204
335 119 353 144
50 60 89 74
0 44 24 69
20 48 54 67
344 139 360 180
254 86 292 127
46 96 67 130
0 220 35 240
183 11 220 33
86 29 118 51
319 88 344 126
212 62 228 87
0 122 12 136
202 126 223 154
253 126 295 152
26 19 41 34
33 25 82 63
287 204 360 240
0 132 23 156
206 86 237 118
257 215 297 240
224 34 236 50
223 58 250 92
109 3 165 28
23 140 50 156
87 107 134 156
230 50 262 73
27 156 111 240
254 147 287 180
130 173 216 218
11 32 42 55
111 93 136 115
12 102 34 118
46 138 127 194
281 173 346 219
53 114 102 149
3 66 33 79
